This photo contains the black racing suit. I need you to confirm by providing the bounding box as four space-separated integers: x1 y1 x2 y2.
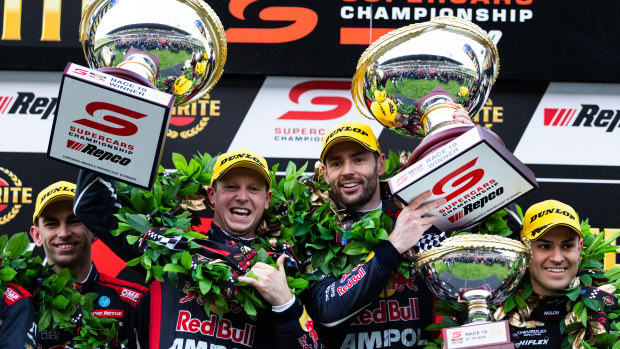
1 282 36 348
508 296 567 349
35 263 149 349
304 200 436 349
74 170 322 349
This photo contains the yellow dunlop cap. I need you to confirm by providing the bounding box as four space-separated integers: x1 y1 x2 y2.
521 199 582 241
211 149 271 187
320 121 381 163
33 181 76 225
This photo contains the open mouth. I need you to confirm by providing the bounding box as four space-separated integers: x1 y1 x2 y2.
55 242 78 250
231 208 250 217
342 182 360 189
544 267 567 273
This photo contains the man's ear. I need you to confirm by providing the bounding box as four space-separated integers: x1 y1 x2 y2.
265 190 272 210
578 238 584 253
30 225 43 247
321 164 331 185
206 185 216 206
377 153 386 176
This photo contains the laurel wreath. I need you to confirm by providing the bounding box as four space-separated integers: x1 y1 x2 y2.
0 167 23 225
0 233 119 348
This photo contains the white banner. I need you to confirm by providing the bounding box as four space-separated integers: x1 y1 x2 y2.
514 82 620 167
228 77 384 159
0 71 61 153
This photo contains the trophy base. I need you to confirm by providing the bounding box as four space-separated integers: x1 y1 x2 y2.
442 320 513 349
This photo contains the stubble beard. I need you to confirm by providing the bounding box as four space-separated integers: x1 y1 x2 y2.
336 173 379 210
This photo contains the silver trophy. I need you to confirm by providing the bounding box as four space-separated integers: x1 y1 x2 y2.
413 235 531 324
351 16 537 231
48 0 226 189
80 0 226 106
352 16 498 144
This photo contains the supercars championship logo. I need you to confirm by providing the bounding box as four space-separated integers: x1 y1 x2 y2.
432 157 502 223
0 168 32 225
66 102 142 167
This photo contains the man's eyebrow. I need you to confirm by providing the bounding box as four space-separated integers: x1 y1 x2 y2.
40 216 60 222
536 237 577 244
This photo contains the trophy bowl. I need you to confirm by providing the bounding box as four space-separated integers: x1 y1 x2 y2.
351 16 498 143
80 0 226 106
413 235 530 323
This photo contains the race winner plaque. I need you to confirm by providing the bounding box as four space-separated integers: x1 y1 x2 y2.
388 125 538 231
48 63 174 189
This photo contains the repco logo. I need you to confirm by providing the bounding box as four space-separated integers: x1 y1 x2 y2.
0 92 58 119
68 141 132 166
432 158 484 202
0 167 33 226
73 102 147 137
544 104 620 132
226 0 318 43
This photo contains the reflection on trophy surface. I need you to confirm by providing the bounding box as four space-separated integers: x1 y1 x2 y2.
414 235 531 324
80 0 226 106
45 0 229 189
352 16 499 163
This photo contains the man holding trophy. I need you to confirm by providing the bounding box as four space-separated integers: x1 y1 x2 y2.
331 15 538 349
305 111 472 348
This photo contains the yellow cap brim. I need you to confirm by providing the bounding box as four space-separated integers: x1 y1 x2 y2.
33 194 74 225
321 136 378 163
211 160 271 187
522 222 583 241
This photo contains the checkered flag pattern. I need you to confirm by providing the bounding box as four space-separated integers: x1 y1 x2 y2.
412 231 447 254
139 227 189 252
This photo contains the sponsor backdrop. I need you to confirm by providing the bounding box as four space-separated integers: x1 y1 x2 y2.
1 1 619 275
0 0 620 81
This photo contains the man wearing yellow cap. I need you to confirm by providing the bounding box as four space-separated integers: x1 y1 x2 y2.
305 120 456 348
29 181 149 348
498 200 616 349
74 149 322 348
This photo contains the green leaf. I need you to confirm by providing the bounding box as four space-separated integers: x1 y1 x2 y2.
503 296 515 312
5 232 29 257
126 255 143 267
127 214 151 234
199 279 212 295
52 295 70 309
163 263 187 274
181 252 192 270
178 183 200 196
172 152 188 171
0 267 17 281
